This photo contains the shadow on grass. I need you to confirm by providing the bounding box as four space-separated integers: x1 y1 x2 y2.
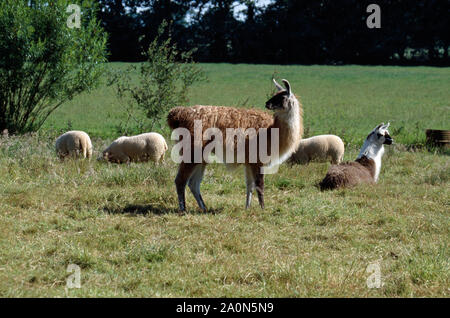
103 204 222 216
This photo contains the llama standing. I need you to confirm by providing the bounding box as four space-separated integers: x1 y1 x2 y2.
319 123 393 190
167 79 303 212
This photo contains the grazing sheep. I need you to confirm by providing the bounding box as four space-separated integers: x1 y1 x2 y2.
167 78 303 212
319 123 393 190
102 132 168 164
55 130 93 159
289 134 345 164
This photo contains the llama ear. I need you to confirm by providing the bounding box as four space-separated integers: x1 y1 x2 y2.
384 122 390 129
273 78 284 92
282 79 291 96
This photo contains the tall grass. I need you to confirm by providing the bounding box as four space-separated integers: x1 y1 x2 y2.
0 132 448 297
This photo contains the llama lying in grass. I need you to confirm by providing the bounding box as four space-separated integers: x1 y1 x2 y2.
289 134 345 164
167 79 303 212
319 123 392 190
55 130 93 159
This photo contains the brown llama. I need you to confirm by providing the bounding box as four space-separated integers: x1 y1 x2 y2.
167 79 303 212
319 123 393 190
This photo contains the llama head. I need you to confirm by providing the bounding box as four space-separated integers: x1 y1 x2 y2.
366 123 393 146
265 79 297 112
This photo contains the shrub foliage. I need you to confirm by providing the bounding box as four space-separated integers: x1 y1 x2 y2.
111 21 205 134
0 0 107 133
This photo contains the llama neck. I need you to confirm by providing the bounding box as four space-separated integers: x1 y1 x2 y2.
273 99 301 163
357 141 385 182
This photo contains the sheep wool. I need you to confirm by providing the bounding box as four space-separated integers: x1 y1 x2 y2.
290 134 344 164
102 132 168 164
55 130 93 159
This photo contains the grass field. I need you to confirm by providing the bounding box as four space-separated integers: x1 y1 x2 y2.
0 64 449 297
44 63 450 146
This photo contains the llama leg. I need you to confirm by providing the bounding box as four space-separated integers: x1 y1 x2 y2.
175 162 197 212
254 168 265 209
188 164 207 212
245 165 255 209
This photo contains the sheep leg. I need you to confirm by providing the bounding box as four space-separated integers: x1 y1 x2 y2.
175 162 199 212
80 139 87 159
74 138 83 158
87 146 93 159
188 164 207 212
58 151 67 160
68 150 78 159
113 152 130 164
245 165 256 209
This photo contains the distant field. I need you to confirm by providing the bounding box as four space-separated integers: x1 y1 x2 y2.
44 63 450 146
1 64 449 297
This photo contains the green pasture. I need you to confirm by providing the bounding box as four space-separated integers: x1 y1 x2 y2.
0 64 448 297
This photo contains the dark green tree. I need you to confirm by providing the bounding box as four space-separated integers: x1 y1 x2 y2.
97 0 142 61
188 0 240 62
0 0 107 133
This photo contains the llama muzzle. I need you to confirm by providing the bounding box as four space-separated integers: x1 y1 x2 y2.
384 133 393 145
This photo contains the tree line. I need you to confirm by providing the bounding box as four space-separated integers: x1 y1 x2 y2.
98 0 449 66
1 0 448 134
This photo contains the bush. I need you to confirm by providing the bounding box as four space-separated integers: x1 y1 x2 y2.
110 20 205 134
0 0 107 133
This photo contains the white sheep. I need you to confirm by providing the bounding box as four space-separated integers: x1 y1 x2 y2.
289 134 345 164
55 130 93 159
102 132 168 164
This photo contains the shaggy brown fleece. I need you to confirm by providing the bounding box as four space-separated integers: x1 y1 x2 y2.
168 104 302 164
319 156 376 190
168 105 275 162
168 105 274 135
